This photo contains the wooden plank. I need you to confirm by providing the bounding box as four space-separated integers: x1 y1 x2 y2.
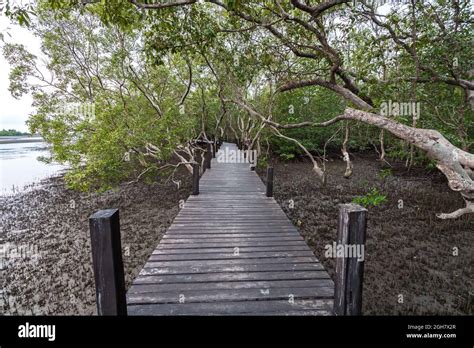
166 227 298 232
170 222 295 226
157 241 308 249
148 250 316 261
128 279 334 294
133 270 330 285
164 231 299 236
127 287 334 304
162 235 302 240
127 299 334 315
160 237 303 244
152 245 311 255
143 256 319 268
171 219 295 224
179 208 284 210
139 262 323 275
179 211 283 214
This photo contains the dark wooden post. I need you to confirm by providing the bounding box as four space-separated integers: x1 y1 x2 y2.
334 203 367 316
266 167 274 197
212 140 216 158
192 163 199 195
89 209 127 316
206 142 212 169
249 150 256 171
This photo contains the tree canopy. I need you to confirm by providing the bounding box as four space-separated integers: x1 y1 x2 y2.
2 0 473 218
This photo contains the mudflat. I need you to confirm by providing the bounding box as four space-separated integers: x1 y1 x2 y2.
258 155 473 315
0 174 191 315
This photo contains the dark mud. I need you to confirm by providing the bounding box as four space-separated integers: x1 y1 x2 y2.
0 174 191 315
1 154 472 315
258 154 473 315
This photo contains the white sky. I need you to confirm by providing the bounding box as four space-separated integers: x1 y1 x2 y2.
0 16 41 132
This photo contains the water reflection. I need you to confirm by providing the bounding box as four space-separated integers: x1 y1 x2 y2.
0 138 67 195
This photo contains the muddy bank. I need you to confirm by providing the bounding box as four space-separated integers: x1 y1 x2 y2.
0 174 191 315
258 154 473 315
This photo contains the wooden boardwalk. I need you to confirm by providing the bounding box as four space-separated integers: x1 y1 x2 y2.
126 143 334 315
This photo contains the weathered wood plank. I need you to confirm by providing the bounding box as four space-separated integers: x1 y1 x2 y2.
143 256 319 268
127 299 334 315
162 233 302 240
133 270 330 285
128 278 334 294
166 227 298 232
157 240 308 249
164 231 300 236
152 245 311 255
127 287 334 305
162 235 302 244
139 262 323 276
148 250 316 261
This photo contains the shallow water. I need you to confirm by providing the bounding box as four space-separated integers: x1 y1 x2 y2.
0 137 66 195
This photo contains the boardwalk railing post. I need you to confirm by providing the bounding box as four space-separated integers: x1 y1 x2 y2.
249 150 256 171
89 209 127 316
192 162 200 195
266 167 274 197
206 142 212 169
212 139 216 158
334 203 367 316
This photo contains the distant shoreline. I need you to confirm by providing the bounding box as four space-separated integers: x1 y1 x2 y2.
0 136 44 144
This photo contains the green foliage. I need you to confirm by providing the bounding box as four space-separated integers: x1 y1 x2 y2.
352 188 387 208
0 129 29 136
269 87 346 157
426 160 438 171
378 168 393 180
2 0 472 193
257 154 268 169
0 0 34 26
386 147 431 166
12 10 205 191
279 153 295 161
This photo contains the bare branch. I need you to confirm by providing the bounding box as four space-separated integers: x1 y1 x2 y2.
179 58 193 105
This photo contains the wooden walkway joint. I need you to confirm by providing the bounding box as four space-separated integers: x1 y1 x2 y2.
126 142 335 315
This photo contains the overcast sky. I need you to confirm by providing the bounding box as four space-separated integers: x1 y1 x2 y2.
0 16 41 132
